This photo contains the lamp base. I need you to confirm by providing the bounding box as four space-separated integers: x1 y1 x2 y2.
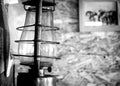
17 72 56 86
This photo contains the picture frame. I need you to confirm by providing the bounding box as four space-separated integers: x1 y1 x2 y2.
79 0 120 32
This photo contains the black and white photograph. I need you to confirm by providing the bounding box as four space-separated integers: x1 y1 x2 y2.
84 1 118 26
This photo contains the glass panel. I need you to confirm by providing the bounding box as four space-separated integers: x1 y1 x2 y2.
18 9 57 63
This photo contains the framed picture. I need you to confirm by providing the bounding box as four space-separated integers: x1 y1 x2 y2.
79 0 120 32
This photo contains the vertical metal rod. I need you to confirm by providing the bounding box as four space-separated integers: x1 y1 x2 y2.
51 0 56 57
34 0 43 77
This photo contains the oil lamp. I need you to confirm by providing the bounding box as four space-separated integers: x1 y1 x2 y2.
13 0 60 86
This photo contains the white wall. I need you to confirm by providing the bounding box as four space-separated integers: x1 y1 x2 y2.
8 4 26 53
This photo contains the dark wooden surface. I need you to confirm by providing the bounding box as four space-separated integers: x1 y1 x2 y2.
0 2 13 86
0 1 10 75
0 67 14 86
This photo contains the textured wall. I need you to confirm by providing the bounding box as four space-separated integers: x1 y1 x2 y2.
52 0 120 86
8 0 120 86
53 32 120 86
